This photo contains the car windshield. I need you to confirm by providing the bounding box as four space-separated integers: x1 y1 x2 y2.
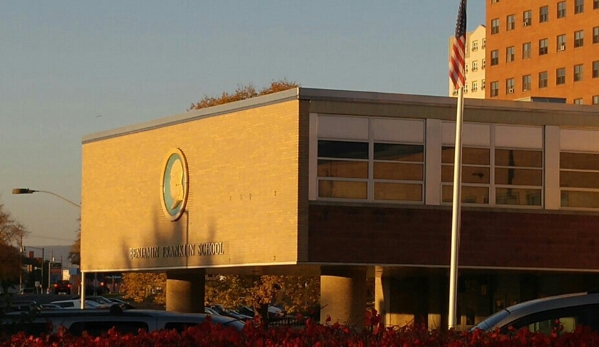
474 309 510 331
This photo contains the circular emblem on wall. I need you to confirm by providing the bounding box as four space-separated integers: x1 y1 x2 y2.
160 148 189 221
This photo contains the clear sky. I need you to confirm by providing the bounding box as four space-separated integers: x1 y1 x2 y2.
0 1 486 248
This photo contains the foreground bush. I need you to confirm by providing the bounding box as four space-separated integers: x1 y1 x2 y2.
4 316 599 347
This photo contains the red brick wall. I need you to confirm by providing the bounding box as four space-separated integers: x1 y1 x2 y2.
308 204 599 270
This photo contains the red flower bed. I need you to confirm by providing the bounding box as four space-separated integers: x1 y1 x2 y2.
4 312 599 347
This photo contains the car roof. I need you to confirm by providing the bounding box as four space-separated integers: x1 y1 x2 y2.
476 291 599 331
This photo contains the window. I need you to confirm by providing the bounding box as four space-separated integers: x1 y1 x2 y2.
491 18 500 34
482 59 486 69
557 34 566 51
472 40 478 51
593 95 599 104
317 120 426 203
594 61 599 78
561 151 599 208
507 15 515 31
465 63 469 73
575 0 584 14
523 10 532 26
540 6 548 22
472 81 478 91
558 2 566 18
574 64 583 82
506 78 515 94
491 0 499 3
491 81 499 97
556 67 566 85
482 38 486 49
522 42 531 59
594 27 599 43
539 71 548 88
472 61 478 71
442 146 491 205
464 84 468 93
522 75 531 91
318 140 369 199
575 30 584 47
539 38 548 55
595 0 599 9
482 79 486 90
441 133 543 207
494 148 543 206
506 46 515 62
491 50 499 66
574 98 584 105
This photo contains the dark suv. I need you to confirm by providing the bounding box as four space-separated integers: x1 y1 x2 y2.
53 280 71 295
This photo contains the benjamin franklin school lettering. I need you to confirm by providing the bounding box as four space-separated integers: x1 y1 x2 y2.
129 242 224 259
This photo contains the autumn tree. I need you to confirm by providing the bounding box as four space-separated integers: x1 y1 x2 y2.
120 272 166 306
0 203 28 314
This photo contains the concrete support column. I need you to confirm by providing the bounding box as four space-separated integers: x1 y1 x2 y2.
166 269 205 313
374 275 391 326
320 267 366 328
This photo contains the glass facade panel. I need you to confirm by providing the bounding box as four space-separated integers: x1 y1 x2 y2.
442 185 489 204
442 165 490 184
495 168 543 186
373 162 423 181
374 182 422 201
374 143 423 161
318 160 368 178
442 147 490 165
496 188 542 206
562 191 599 208
318 140 368 159
561 171 599 189
495 149 542 167
561 152 599 170
318 180 367 199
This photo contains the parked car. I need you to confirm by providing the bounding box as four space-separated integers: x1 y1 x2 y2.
53 280 71 295
2 308 245 337
39 303 64 310
474 291 599 334
50 299 108 309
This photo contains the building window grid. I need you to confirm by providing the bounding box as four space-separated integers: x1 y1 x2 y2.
540 6 549 22
491 18 500 34
316 138 426 203
560 151 599 210
522 42 531 59
575 30 584 47
539 71 548 88
575 0 584 14
506 46 515 62
557 67 566 85
557 34 566 51
558 2 567 18
507 15 515 31
441 143 543 208
523 10 532 26
522 75 532 91
574 64 584 82
539 38 549 55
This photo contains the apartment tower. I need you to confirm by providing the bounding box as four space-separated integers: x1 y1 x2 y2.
485 0 599 104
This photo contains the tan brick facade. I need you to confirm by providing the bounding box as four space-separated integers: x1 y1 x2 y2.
81 100 303 271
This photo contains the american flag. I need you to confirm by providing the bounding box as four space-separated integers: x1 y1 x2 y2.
449 0 467 90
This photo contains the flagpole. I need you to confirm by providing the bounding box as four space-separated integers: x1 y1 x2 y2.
448 86 465 328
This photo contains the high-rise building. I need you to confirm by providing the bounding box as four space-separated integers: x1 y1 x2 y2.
485 0 599 104
448 25 486 99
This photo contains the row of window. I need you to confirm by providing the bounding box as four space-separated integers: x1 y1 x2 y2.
452 79 486 95
490 28 599 67
490 0 599 34
467 38 486 53
489 61 599 97
317 138 599 208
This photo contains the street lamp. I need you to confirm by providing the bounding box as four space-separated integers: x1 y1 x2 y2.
12 187 84 306
12 188 81 208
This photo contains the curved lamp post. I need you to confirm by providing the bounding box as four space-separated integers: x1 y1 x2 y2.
12 187 84 307
12 188 81 208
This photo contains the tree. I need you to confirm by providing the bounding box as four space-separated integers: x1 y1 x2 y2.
189 79 299 110
0 203 28 314
120 272 166 306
